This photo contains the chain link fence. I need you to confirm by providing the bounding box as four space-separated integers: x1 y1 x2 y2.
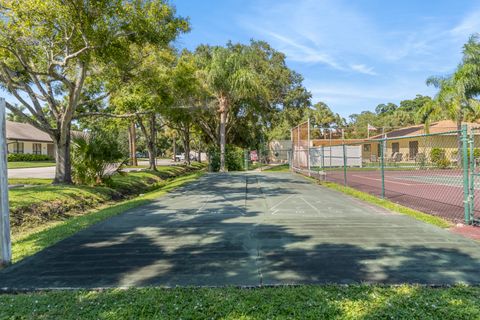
292 123 480 225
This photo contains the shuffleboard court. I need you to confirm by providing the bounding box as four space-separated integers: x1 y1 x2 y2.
1 172 480 289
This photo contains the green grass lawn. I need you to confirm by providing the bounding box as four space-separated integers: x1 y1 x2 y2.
7 161 55 169
264 164 290 172
1 285 479 319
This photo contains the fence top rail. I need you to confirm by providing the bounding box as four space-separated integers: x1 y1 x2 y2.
362 129 462 143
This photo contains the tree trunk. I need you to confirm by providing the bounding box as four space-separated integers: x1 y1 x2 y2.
183 126 191 166
219 95 228 172
198 150 201 163
137 115 157 171
172 134 177 162
53 124 72 184
148 114 157 171
128 120 137 166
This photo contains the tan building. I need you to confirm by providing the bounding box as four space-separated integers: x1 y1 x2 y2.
362 120 478 163
6 121 55 157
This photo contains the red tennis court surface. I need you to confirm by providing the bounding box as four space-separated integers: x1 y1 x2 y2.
319 168 479 223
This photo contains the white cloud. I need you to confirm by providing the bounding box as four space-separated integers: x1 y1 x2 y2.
260 30 345 69
350 64 377 76
234 0 476 115
450 9 480 40
238 0 379 74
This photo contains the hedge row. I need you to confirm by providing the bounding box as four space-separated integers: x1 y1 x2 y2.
8 154 53 162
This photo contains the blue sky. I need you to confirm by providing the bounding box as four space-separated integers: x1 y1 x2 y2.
173 0 480 118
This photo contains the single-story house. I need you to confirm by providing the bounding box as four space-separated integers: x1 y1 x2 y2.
6 121 55 157
361 120 480 163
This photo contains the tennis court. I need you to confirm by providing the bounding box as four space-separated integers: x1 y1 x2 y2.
321 168 475 221
1 171 480 290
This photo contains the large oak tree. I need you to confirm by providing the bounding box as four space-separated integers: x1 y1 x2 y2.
0 0 188 183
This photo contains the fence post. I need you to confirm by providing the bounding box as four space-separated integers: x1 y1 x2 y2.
469 129 475 220
462 124 471 224
343 144 347 186
380 138 385 199
0 97 11 266
290 128 293 172
244 149 249 171
307 118 311 176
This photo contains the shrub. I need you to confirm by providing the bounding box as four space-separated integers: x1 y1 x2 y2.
436 158 451 169
71 131 125 185
430 147 445 163
7 153 52 162
208 145 245 172
453 148 480 159
430 148 452 168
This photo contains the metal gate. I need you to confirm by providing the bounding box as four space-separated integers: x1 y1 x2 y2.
468 127 480 225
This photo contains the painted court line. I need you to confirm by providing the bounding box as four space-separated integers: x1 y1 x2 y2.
300 196 321 213
352 174 429 186
269 194 296 211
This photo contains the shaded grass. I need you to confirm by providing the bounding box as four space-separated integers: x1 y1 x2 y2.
264 164 290 172
11 172 203 263
1 285 480 319
303 176 451 228
7 161 55 169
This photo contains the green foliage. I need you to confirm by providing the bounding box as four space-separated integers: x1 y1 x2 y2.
430 148 451 168
436 158 451 169
71 131 125 185
375 102 398 115
7 154 52 162
430 147 446 163
0 0 188 182
208 145 245 172
2 285 480 319
346 95 432 139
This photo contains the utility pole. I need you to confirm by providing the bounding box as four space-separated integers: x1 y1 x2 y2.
0 97 11 266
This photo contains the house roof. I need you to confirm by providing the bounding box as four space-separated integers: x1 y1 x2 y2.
6 121 53 143
368 120 479 140
312 139 366 147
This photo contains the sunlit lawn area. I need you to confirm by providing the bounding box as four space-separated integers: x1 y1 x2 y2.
7 161 55 169
1 285 479 319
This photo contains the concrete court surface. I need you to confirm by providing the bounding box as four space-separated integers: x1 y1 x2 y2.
1 172 480 289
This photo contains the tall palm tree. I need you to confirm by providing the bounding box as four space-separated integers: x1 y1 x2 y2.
421 62 480 162
196 46 264 172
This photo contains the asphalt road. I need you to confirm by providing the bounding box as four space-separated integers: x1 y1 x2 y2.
1 172 480 289
7 159 176 179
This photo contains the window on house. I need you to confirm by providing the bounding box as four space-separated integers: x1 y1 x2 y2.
363 144 371 152
392 142 400 154
13 142 24 154
33 143 42 155
409 141 418 159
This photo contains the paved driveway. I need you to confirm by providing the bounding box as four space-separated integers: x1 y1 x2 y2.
7 166 56 179
1 172 480 289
